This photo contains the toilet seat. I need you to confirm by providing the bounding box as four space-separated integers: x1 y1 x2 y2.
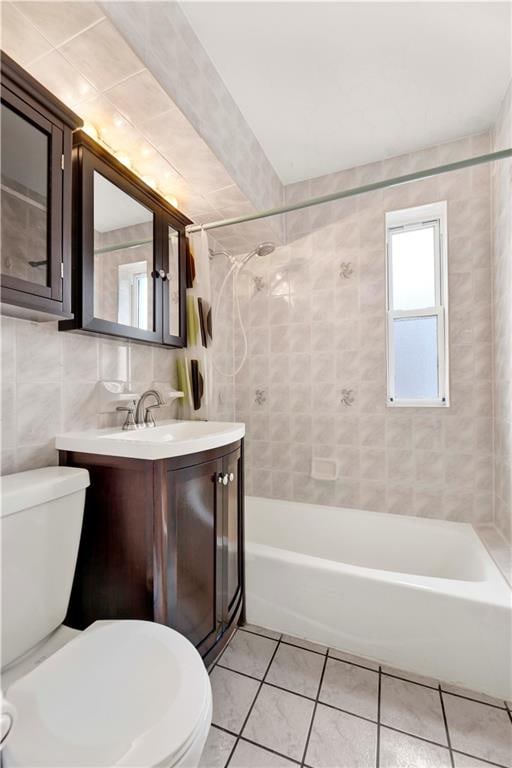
4 620 212 767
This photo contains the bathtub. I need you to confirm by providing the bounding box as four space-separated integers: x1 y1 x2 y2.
245 496 512 700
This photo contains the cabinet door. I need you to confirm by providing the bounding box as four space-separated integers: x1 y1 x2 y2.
1 85 64 305
77 149 163 344
161 217 186 347
222 447 243 625
166 458 223 655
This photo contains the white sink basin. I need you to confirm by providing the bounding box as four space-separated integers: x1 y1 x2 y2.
56 420 245 460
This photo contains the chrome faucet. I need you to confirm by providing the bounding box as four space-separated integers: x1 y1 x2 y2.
116 389 165 430
134 389 165 428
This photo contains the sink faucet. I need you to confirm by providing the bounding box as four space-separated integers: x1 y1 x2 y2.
134 389 165 428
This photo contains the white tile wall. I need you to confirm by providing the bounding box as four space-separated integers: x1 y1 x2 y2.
0 242 232 474
491 81 512 541
235 133 496 525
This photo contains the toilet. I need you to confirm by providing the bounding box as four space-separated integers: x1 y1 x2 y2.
0 466 212 767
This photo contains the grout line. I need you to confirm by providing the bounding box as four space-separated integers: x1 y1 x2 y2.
440 688 508 711
376 666 382 768
380 669 439 691
438 687 455 768
328 652 380 673
224 635 283 768
239 736 302 765
380 724 454 752
280 639 327 656
238 626 283 642
299 649 329 767
451 749 511 768
210 725 304 766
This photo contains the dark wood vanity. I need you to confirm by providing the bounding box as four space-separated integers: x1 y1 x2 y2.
61 441 244 666
0 52 82 320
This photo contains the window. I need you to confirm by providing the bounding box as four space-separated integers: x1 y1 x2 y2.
386 202 449 407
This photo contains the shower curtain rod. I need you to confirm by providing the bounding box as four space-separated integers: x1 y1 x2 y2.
185 148 512 234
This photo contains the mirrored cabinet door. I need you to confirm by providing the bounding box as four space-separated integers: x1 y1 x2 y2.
162 221 186 346
93 171 155 334
73 141 162 344
62 130 190 346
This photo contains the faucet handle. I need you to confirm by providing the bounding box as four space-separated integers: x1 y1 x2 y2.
144 403 161 428
116 401 137 431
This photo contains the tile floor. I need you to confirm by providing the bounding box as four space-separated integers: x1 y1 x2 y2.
200 624 512 768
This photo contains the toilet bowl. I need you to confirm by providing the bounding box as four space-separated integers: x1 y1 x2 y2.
1 467 212 767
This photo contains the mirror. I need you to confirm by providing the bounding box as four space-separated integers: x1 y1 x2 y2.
1 103 49 286
168 225 180 337
93 171 154 330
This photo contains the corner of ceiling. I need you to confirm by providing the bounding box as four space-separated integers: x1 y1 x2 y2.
99 0 286 247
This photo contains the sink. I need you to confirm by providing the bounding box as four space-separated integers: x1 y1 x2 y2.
56 420 245 460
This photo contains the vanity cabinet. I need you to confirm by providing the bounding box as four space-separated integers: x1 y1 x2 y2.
0 51 82 321
61 441 244 665
60 130 189 347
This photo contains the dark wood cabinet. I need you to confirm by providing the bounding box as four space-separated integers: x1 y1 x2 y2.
60 131 188 347
0 51 82 321
61 441 244 666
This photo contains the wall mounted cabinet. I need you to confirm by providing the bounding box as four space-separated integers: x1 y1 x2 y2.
61 441 244 666
60 131 189 347
0 51 82 321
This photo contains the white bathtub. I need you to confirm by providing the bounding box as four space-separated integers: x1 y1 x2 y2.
245 496 512 700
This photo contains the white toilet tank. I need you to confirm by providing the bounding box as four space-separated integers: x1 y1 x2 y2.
1 466 90 669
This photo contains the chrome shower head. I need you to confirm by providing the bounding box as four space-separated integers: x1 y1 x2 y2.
254 242 275 258
238 241 275 267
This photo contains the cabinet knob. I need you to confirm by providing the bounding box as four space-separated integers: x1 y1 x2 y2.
229 473 234 483
222 474 229 486
158 268 168 281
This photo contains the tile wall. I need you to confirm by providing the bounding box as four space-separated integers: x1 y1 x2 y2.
0 246 233 474
235 133 496 525
491 82 512 541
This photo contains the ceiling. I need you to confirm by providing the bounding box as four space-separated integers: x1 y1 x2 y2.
182 1 511 184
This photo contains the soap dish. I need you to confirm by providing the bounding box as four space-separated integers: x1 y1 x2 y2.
311 457 339 481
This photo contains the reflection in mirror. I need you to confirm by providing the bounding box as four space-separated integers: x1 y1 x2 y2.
168 226 180 336
93 171 153 330
1 103 49 286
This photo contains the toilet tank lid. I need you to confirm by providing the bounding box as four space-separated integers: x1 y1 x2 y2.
1 467 90 517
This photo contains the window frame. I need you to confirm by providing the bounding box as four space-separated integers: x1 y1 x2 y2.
385 201 449 408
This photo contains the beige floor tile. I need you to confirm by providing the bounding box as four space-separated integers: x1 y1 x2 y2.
199 726 236 767
329 647 380 671
210 667 260 733
281 634 328 654
381 664 439 689
230 740 296 767
380 676 447 744
242 684 314 762
241 624 282 640
305 704 377 768
379 727 452 768
441 682 507 708
266 644 325 698
443 693 512 767
319 658 379 720
220 630 278 678
453 753 502 767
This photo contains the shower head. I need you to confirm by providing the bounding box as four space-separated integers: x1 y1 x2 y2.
254 242 275 258
238 241 275 267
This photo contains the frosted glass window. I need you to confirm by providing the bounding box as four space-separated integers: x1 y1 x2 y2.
386 202 449 406
393 316 439 400
390 226 436 310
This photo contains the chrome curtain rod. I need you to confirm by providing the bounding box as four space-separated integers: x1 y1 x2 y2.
185 148 512 234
